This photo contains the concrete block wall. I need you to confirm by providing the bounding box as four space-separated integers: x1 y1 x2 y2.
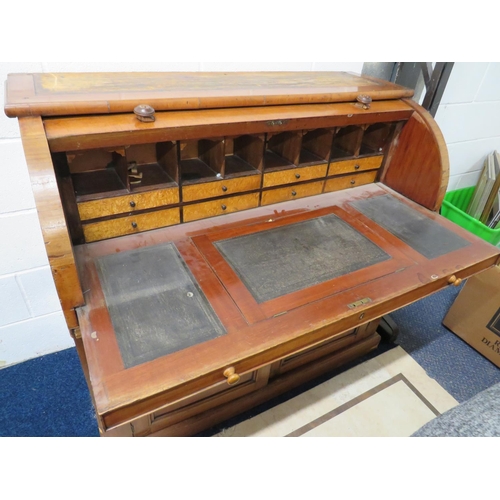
1 61 497 368
435 63 500 191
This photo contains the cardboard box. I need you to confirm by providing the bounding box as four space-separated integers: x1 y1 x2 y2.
443 265 500 368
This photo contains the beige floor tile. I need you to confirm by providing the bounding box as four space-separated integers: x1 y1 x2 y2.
302 380 437 437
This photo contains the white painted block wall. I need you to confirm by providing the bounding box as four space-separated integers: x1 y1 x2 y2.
0 62 497 368
435 63 500 191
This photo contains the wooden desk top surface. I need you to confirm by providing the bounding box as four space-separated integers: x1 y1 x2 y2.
4 71 414 118
74 184 500 428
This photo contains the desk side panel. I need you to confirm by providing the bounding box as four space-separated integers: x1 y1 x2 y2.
381 100 449 211
18 116 84 329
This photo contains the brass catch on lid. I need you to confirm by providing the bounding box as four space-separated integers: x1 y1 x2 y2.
134 104 155 122
355 94 372 110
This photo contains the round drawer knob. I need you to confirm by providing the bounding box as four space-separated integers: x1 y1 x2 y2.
291 190 297 196
223 367 240 386
295 173 301 179
448 275 462 286
130 201 136 208
350 180 356 185
354 164 360 170
134 104 155 122
356 94 372 109
222 185 228 192
131 222 138 229
221 204 227 211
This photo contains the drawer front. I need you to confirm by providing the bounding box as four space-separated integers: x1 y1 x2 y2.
273 320 379 376
149 366 269 433
183 192 260 222
324 170 378 193
261 180 324 206
182 174 261 202
82 207 180 242
78 187 179 221
328 156 383 176
263 163 328 188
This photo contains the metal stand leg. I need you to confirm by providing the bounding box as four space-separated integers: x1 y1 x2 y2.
377 314 400 343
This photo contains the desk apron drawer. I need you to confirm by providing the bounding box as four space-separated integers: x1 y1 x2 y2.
261 180 324 206
82 207 180 242
271 320 379 376
263 163 328 188
183 192 260 222
182 175 261 202
78 187 179 221
147 365 270 433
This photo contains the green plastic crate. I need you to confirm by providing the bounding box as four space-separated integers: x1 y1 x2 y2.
441 187 500 246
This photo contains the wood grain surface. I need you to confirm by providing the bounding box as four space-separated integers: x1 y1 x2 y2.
182 174 261 202
324 170 378 192
78 187 179 220
18 117 84 328
83 207 180 242
183 193 260 222
261 180 324 205
5 72 414 118
263 163 328 188
382 100 449 211
328 156 383 176
43 101 414 153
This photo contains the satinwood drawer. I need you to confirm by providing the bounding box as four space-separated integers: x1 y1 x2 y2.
183 192 260 222
263 163 328 188
324 171 378 193
82 207 180 242
78 187 180 221
328 156 383 177
261 180 324 206
182 174 261 202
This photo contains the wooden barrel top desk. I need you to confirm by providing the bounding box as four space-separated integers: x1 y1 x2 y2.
5 71 500 436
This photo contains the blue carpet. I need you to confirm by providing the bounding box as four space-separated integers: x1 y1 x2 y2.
1 285 498 436
392 284 500 403
0 348 99 437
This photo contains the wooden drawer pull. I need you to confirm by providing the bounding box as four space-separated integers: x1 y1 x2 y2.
130 201 136 208
222 185 228 192
223 367 240 385
448 275 462 286
291 190 297 196
131 222 138 229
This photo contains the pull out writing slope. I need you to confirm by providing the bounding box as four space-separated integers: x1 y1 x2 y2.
6 71 500 436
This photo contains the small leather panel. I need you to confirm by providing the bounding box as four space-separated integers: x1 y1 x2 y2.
350 194 470 259
96 242 226 369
